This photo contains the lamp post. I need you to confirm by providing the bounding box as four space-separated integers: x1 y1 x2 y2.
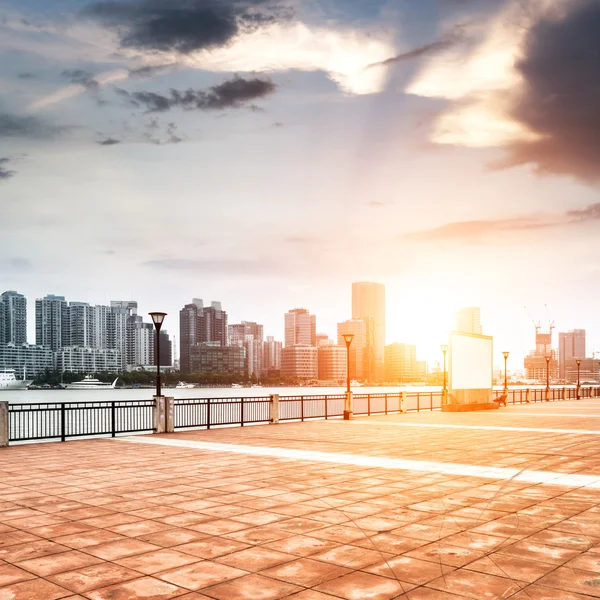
149 312 167 397
576 358 582 400
441 344 448 404
545 354 551 402
343 333 354 420
503 351 509 394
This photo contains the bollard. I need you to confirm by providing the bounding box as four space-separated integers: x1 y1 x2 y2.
400 391 406 413
153 395 166 434
526 388 530 404
270 394 280 424
344 391 354 420
0 401 8 447
165 397 174 433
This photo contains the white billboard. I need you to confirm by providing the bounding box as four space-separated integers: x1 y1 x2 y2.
449 332 493 391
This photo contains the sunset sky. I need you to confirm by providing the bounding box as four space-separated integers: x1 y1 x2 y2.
2 0 599 368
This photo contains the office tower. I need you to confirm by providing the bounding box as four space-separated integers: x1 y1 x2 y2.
384 343 417 382
189 344 245 375
559 329 586 379
229 322 264 377
108 301 138 369
0 290 27 345
179 299 227 373
352 282 385 381
263 336 282 371
317 345 347 382
456 307 483 335
281 346 318 380
35 295 69 351
159 330 172 367
284 308 315 347
337 319 367 382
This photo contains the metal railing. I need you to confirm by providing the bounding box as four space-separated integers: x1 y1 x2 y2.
174 397 271 430
279 394 346 421
8 400 155 442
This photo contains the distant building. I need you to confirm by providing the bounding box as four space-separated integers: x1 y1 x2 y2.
263 336 282 371
133 322 154 367
559 330 586 379
189 343 245 375
524 327 558 380
0 291 27 345
284 308 315 347
352 282 385 381
564 357 599 383
35 295 69 351
281 346 318 380
456 307 482 335
229 322 264 377
384 343 417 382
108 301 138 369
0 343 54 378
159 331 172 367
55 347 122 374
317 345 347 382
337 319 367 381
315 333 330 347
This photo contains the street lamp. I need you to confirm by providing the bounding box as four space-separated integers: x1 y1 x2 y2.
503 351 510 394
576 358 582 400
441 344 448 404
149 312 167 397
343 333 354 420
545 354 551 402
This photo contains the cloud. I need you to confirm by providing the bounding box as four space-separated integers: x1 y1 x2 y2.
84 0 286 54
0 112 70 139
368 37 460 69
0 158 16 181
98 137 121 145
118 75 276 112
366 201 392 208
128 63 174 78
9 257 32 270
143 258 280 274
407 202 600 242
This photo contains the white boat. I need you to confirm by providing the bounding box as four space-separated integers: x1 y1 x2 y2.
0 368 32 390
350 380 363 387
176 381 195 389
64 375 118 390
231 383 243 388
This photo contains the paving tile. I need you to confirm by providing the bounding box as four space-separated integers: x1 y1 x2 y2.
0 539 69 563
261 558 352 587
157 561 247 590
84 539 161 560
405 541 486 567
365 555 455 585
427 568 524 599
0 564 36 586
509 583 599 599
537 566 600 597
15 550 102 576
465 554 556 583
311 544 389 569
315 571 408 600
0 578 71 600
27 522 95 540
216 546 296 571
175 537 250 559
48 562 140 593
85 576 184 600
53 529 125 549
0 531 40 549
202 573 301 600
137 528 208 547
115 548 201 574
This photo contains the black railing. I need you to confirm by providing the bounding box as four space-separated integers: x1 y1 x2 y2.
279 395 345 421
8 400 155 442
174 397 271 430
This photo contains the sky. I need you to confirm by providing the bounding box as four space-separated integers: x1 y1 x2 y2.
1 0 600 370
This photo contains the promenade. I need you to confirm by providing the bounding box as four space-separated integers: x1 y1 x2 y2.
2 400 600 599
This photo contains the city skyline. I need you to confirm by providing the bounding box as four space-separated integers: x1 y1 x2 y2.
2 0 600 374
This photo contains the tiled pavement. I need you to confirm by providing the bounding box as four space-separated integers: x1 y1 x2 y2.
3 401 600 599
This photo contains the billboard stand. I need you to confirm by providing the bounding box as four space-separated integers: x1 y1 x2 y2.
442 331 499 412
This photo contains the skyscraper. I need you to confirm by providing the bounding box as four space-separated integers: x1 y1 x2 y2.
384 343 417 383
108 301 138 369
352 282 385 381
0 290 27 345
35 295 69 351
229 322 264 377
456 307 483 335
284 308 315 347
263 336 282 371
179 303 200 374
337 319 367 381
559 329 586 379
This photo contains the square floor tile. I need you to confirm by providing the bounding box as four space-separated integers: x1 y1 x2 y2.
315 571 408 600
48 562 140 593
15 550 102 576
85 576 184 600
0 578 70 600
157 560 247 590
216 547 296 571
261 558 351 587
115 548 202 574
202 573 301 600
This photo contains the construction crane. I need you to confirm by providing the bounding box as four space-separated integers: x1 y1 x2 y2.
524 305 540 334
544 304 555 335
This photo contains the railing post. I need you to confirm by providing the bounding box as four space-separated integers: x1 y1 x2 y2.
400 392 406 413
165 397 174 433
368 395 371 417
241 397 245 427
344 391 353 420
207 399 211 430
562 387 566 401
0 402 8 448
325 396 328 420
270 394 280 424
153 395 166 434
61 403 66 442
430 392 433 411
385 394 388 415
301 396 304 422
526 388 530 403
111 401 116 438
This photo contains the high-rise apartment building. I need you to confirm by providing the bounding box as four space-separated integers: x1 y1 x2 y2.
108 301 138 369
317 344 347 382
35 295 69 351
229 322 264 378
159 331 172 367
337 319 367 382
384 343 417 383
352 282 385 381
281 346 318 381
263 336 282 372
0 343 54 378
179 299 227 373
0 290 27 345
456 307 483 335
284 308 315 347
56 347 122 374
559 329 586 379
133 321 154 367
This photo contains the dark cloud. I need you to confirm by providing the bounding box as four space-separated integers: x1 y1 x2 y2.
61 69 100 91
84 0 288 54
0 158 16 181
117 75 276 112
566 203 600 222
98 137 121 145
18 72 35 79
128 64 174 78
495 1 600 181
143 258 279 274
369 38 458 69
0 112 70 139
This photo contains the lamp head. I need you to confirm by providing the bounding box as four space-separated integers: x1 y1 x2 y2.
342 333 354 346
503 351 509 360
545 355 551 363
576 358 582 366
149 312 167 331
440 344 448 354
